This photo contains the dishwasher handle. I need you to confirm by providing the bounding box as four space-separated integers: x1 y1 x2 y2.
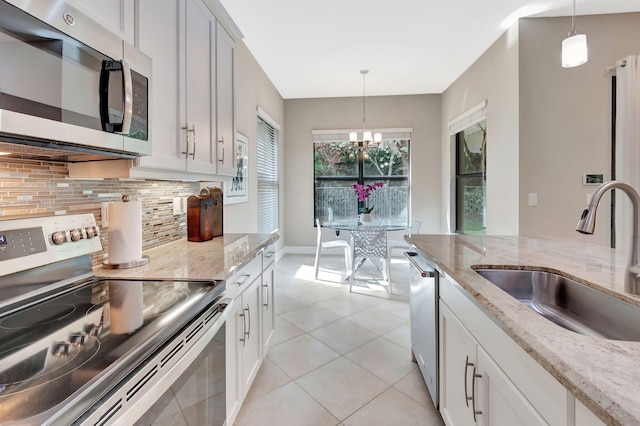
405 252 435 278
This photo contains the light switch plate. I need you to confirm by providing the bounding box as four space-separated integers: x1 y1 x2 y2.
101 202 109 227
528 193 538 206
173 197 181 215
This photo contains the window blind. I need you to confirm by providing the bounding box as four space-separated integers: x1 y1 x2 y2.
257 115 279 235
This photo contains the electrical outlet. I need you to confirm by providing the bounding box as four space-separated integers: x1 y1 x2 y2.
173 197 181 215
182 197 188 214
101 202 109 227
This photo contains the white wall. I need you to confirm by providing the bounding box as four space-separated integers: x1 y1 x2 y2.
519 13 640 246
283 95 442 248
441 24 520 235
225 41 285 250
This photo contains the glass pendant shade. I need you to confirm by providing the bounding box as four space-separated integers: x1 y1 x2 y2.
562 33 588 68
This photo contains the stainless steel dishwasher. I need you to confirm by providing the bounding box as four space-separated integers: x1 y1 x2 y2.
406 251 438 408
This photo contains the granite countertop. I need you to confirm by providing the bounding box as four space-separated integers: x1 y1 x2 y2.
94 233 279 281
407 234 640 426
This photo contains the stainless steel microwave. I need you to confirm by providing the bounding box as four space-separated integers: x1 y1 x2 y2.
0 0 151 159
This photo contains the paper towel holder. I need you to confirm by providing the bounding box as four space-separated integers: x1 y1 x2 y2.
103 195 150 269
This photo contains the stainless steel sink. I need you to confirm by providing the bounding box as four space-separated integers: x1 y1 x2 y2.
474 268 640 341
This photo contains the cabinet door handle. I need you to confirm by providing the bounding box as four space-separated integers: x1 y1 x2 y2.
181 125 196 159
464 355 473 407
235 273 252 286
246 304 251 340
263 282 270 308
239 308 247 346
190 125 196 159
218 136 224 163
471 366 483 422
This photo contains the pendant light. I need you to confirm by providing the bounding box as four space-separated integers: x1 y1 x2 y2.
349 70 382 149
561 0 588 68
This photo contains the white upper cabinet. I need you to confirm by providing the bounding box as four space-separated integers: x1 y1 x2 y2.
182 0 217 173
135 0 183 172
66 0 134 43
68 0 239 180
215 21 236 177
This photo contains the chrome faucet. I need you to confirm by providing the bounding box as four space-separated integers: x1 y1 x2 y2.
576 180 640 294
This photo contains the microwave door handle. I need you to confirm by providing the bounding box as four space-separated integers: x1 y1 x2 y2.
99 60 132 134
120 59 133 135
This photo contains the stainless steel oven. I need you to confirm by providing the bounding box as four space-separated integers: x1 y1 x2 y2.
0 214 227 425
0 0 151 157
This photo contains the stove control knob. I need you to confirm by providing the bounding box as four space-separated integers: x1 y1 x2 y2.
53 342 70 357
85 226 98 239
69 228 83 242
86 323 103 337
70 333 87 347
51 231 67 245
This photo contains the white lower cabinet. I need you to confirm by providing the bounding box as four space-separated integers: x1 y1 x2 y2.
226 246 277 425
475 343 546 425
438 274 605 426
439 302 478 425
440 302 545 426
261 263 275 354
575 399 605 426
238 274 262 397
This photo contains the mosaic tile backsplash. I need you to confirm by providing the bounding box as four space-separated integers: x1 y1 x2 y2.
0 156 200 265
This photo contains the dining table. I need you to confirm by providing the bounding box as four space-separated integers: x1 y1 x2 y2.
321 218 410 280
321 218 409 233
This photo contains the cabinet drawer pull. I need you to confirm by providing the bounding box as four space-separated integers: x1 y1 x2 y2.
264 251 275 259
235 273 252 286
464 355 473 407
471 366 483 422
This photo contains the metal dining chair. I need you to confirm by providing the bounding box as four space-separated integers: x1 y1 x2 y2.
349 225 392 294
314 218 352 279
387 219 422 256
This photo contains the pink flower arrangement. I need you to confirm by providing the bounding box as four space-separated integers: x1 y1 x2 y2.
353 181 384 214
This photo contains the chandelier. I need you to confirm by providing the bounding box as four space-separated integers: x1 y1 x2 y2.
349 69 381 150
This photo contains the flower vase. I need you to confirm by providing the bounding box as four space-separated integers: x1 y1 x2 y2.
359 213 372 223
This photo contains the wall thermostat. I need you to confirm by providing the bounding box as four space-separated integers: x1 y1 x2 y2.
583 173 604 185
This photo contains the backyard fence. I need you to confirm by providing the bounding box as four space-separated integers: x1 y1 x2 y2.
315 186 409 224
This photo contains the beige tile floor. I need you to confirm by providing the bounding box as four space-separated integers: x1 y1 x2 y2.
234 253 444 426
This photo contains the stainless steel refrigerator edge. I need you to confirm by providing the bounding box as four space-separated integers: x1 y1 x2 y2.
406 251 438 408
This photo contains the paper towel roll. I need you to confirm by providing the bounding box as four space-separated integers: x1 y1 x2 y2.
108 200 143 264
109 281 144 334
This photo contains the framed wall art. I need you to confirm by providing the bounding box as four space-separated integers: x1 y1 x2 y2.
225 132 248 205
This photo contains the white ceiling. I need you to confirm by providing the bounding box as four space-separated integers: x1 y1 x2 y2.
218 0 640 99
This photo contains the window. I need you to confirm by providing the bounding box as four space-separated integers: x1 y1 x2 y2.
313 130 411 226
455 120 486 234
257 112 279 235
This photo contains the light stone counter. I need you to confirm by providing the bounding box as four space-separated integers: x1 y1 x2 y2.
407 234 640 426
94 233 279 281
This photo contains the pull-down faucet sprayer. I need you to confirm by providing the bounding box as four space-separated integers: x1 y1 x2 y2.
576 180 640 295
